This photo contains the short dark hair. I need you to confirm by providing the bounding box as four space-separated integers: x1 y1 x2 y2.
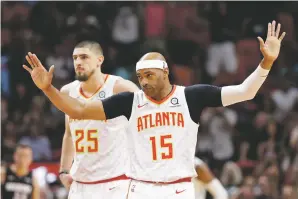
14 144 32 152
75 41 103 56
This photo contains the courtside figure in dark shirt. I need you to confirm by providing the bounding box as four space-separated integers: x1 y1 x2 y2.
1 145 40 199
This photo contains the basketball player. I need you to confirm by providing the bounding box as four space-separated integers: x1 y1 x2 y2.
1 144 40 199
55 41 139 199
193 157 228 199
24 20 285 199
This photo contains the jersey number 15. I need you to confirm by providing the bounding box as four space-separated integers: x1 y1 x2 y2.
149 135 173 161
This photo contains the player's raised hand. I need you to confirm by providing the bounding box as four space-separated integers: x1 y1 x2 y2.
257 20 286 63
23 52 55 90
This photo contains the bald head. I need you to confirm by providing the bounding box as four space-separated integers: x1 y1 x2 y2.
139 52 166 62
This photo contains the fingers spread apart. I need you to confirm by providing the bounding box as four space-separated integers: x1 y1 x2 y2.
267 20 286 41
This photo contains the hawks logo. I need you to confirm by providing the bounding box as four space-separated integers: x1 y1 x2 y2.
99 91 106 98
170 97 179 105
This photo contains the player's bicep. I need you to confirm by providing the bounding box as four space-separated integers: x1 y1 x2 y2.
102 92 134 120
185 84 223 122
185 84 223 108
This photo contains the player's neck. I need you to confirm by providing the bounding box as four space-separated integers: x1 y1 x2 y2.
154 82 173 101
12 165 28 177
80 71 106 95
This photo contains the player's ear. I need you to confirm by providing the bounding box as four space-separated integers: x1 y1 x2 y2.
98 55 104 67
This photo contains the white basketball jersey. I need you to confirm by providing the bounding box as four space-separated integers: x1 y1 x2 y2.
66 75 129 182
126 85 199 182
193 157 207 199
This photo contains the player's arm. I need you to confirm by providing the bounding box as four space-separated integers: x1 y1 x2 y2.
32 176 40 199
185 58 272 110
217 21 285 106
195 158 228 199
60 116 74 173
185 21 286 116
0 166 6 184
42 85 107 120
185 59 272 123
221 58 272 106
114 78 140 93
59 86 74 173
40 85 133 120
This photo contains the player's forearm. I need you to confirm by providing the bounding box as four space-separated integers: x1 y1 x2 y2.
32 177 40 199
206 179 228 199
60 134 74 172
32 188 40 199
221 59 272 106
43 85 84 119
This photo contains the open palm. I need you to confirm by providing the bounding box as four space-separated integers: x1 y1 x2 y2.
23 52 55 90
257 20 286 62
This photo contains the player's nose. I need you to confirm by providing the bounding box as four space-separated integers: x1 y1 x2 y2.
75 57 83 65
140 79 149 87
75 61 82 68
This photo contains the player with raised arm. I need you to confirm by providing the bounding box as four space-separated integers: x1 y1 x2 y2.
193 157 228 199
44 41 139 199
24 21 285 199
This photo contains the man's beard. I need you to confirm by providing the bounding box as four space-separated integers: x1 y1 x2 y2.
75 70 95 82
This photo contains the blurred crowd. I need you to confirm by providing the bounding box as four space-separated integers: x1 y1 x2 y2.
1 1 298 199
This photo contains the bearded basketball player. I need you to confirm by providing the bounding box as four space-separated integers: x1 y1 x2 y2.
55 41 139 199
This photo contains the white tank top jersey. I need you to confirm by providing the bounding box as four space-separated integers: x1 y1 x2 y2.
193 157 207 199
126 85 199 182
66 75 129 182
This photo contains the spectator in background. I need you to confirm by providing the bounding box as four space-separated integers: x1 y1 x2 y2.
112 5 140 69
10 83 31 114
1 97 9 124
1 27 12 97
220 162 243 198
19 124 52 161
205 2 238 78
257 120 280 164
166 2 206 86
281 184 297 199
255 175 272 199
1 122 18 162
271 81 298 122
195 125 213 163
143 2 167 52
45 44 73 88
202 107 238 173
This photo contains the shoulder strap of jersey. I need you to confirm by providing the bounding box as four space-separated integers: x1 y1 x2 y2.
65 80 80 98
103 75 120 94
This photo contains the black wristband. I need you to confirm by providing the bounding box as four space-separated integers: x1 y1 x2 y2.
59 170 69 176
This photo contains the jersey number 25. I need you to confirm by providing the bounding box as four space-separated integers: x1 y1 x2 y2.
75 129 99 153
